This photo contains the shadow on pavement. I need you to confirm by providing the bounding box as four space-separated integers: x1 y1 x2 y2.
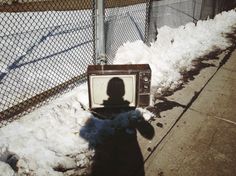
80 111 154 176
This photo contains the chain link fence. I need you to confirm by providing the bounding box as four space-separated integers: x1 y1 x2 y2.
104 0 150 63
200 0 236 19
1 0 235 127
0 0 96 126
147 0 236 43
0 0 151 127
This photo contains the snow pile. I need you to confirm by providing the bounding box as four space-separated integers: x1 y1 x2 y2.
114 10 236 93
0 85 93 176
0 84 153 175
0 161 15 176
0 9 236 176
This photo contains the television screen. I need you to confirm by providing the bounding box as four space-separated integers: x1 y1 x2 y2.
89 74 137 108
87 64 151 113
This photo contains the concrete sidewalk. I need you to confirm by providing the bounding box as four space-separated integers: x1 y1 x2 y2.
136 47 236 176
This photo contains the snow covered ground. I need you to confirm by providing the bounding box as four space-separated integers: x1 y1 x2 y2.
0 8 236 176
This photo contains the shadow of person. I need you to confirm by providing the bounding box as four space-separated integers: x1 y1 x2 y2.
91 129 143 176
80 110 155 176
103 77 130 107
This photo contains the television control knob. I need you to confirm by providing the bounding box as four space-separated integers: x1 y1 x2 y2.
144 85 149 89
143 76 149 82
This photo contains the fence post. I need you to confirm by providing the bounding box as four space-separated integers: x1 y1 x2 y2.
145 0 153 45
96 0 106 64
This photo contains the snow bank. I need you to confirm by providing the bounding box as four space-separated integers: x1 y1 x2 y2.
0 85 93 176
0 9 236 176
114 10 236 93
0 84 153 175
0 161 15 176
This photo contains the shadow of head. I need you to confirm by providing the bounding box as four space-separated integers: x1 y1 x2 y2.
107 77 125 98
103 77 130 107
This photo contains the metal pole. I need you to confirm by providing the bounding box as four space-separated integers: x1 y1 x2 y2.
145 0 152 45
192 0 196 24
199 0 205 20
92 0 96 64
96 0 106 64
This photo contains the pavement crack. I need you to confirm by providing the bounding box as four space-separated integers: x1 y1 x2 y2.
208 130 217 148
190 109 236 126
221 67 236 73
189 108 206 115
212 116 236 126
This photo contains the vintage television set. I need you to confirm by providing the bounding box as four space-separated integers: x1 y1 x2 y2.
87 64 151 116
